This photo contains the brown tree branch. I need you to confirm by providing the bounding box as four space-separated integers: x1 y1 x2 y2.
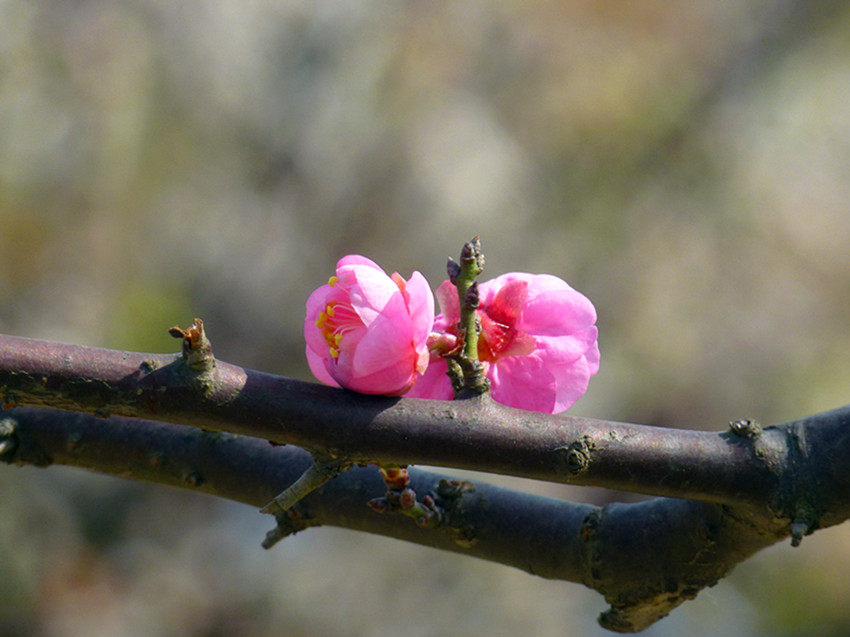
2 331 850 631
0 332 819 507
0 405 801 632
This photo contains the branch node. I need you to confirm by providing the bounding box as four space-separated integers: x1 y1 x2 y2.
169 318 215 372
729 418 762 439
432 479 479 547
367 465 443 527
556 436 595 476
435 479 475 499
783 423 821 547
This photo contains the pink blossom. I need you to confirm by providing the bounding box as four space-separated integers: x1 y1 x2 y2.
407 273 599 413
305 255 434 396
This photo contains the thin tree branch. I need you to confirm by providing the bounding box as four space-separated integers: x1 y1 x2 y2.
0 405 809 632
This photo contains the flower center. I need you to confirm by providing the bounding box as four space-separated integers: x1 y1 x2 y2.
315 278 364 359
476 307 535 363
477 311 514 362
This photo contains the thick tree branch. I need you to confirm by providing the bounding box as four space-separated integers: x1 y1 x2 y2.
2 332 838 510
0 406 810 632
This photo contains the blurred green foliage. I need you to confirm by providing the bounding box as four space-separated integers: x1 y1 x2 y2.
2 1 850 635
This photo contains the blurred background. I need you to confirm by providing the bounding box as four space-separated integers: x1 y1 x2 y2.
2 0 850 635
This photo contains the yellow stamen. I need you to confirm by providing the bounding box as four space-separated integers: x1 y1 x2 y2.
315 312 327 328
329 346 339 359
326 304 336 317
328 276 339 287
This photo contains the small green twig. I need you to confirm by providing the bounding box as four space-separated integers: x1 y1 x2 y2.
445 237 490 398
260 453 352 515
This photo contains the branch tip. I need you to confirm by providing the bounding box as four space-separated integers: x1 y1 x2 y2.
169 318 215 372
459 236 484 273
262 507 314 549
790 521 808 547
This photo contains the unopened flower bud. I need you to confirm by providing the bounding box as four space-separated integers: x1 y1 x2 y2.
464 282 480 309
447 258 461 283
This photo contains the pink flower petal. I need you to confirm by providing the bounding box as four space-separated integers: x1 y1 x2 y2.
352 311 415 376
405 271 436 347
404 359 454 400
584 338 600 376
346 265 405 324
343 357 418 396
521 288 596 337
306 346 340 388
337 254 383 270
532 327 598 365
434 280 460 322
304 285 334 355
548 355 593 413
489 356 557 413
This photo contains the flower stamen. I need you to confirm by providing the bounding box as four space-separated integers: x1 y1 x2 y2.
318 301 364 358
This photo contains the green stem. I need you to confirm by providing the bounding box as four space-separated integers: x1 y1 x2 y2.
456 239 483 359
260 453 351 515
447 237 490 398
